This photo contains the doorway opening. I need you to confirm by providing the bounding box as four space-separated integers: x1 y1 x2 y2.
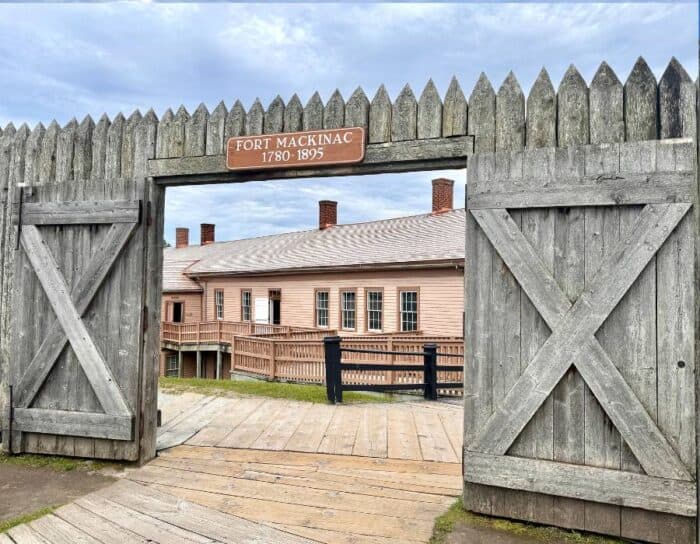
172 302 184 323
268 289 281 325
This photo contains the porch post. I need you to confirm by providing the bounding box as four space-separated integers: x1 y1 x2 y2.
177 350 183 378
216 349 222 380
196 350 202 378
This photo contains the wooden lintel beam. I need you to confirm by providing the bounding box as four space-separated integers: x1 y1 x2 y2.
13 408 134 441
147 136 473 185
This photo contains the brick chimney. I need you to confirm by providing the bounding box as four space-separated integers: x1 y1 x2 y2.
200 223 215 245
175 227 189 248
432 178 454 214
319 200 337 230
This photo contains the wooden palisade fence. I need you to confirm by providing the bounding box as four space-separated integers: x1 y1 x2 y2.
0 54 696 543
464 58 698 543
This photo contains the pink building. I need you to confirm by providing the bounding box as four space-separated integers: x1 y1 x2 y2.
161 179 465 378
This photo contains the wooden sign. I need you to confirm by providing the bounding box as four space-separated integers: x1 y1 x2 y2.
226 127 365 171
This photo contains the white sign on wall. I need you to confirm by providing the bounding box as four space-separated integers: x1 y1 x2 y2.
255 297 269 323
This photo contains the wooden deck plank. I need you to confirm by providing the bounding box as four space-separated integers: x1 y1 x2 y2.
161 444 461 475
387 406 423 460
75 494 212 544
146 483 435 543
6 524 51 544
150 456 452 504
186 397 265 447
353 406 388 458
413 407 459 463
285 403 335 453
318 405 362 455
158 396 233 450
102 479 312 544
217 399 288 449
268 523 408 544
251 401 309 451
53 503 149 544
29 514 101 544
127 464 446 521
438 408 463 460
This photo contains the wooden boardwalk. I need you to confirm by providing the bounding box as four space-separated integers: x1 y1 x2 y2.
5 393 463 543
158 392 464 463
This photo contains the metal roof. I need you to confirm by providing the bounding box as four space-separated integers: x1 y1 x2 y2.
162 209 465 286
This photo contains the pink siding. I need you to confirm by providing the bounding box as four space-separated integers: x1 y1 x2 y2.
161 292 203 323
196 268 464 337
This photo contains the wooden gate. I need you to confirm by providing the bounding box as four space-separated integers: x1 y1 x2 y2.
464 139 697 540
0 113 163 463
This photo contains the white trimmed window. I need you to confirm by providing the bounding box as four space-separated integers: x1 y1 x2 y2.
214 289 224 320
166 354 179 377
400 290 418 332
341 291 356 330
241 290 252 321
315 290 329 328
366 290 383 331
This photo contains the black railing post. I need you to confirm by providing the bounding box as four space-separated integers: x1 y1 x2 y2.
424 343 438 401
324 336 341 403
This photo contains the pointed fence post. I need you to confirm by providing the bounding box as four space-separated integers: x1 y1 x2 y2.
324 336 341 403
423 343 438 401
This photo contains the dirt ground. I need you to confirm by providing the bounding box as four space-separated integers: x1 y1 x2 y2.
0 464 115 522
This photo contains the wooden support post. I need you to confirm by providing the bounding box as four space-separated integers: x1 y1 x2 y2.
324 336 341 403
196 351 202 379
387 336 395 385
231 336 237 372
269 341 277 380
177 350 183 378
216 349 222 380
423 343 438 401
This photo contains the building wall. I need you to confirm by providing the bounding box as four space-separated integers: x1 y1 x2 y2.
161 292 203 323
197 267 464 337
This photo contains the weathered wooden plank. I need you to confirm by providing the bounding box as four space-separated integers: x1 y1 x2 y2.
13 408 132 440
121 110 141 179
495 72 524 150
463 452 696 517
105 113 125 178
589 62 624 144
369 85 391 144
284 95 303 133
148 135 472 182
184 104 207 158
463 147 496 513
323 90 345 129
467 172 695 208
29 513 102 543
582 142 623 536
417 80 441 139
264 95 285 134
20 225 131 416
659 57 696 139
7 523 52 544
20 200 140 225
225 100 246 139
303 92 323 131
54 503 149 544
557 65 589 147
624 57 658 141
391 85 417 142
442 77 467 137
526 69 556 148
206 101 227 155
246 99 264 136
103 479 313 544
468 74 496 154
157 396 233 450
345 87 369 132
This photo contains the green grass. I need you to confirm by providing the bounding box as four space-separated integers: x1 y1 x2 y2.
0 506 58 534
430 499 626 544
0 452 120 473
159 376 395 404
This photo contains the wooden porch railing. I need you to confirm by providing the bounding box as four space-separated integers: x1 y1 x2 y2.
161 321 464 395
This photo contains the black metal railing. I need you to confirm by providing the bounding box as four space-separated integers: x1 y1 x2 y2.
323 336 463 403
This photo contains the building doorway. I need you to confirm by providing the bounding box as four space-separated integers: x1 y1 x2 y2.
171 302 184 323
268 289 281 325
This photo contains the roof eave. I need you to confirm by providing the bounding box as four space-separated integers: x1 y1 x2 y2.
186 258 465 279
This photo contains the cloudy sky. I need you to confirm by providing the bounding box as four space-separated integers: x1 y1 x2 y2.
0 3 696 243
